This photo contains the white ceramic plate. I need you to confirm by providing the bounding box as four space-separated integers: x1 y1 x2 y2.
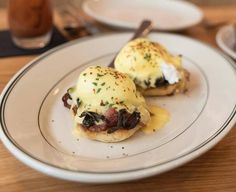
0 33 235 183
216 24 236 60
82 0 203 31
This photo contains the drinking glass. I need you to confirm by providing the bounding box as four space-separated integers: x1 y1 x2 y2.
8 0 53 49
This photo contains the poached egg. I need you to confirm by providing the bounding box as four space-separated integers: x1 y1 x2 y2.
114 38 182 89
70 66 151 125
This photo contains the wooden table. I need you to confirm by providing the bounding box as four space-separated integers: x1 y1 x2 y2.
0 5 236 192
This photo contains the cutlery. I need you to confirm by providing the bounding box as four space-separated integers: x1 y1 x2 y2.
108 20 153 68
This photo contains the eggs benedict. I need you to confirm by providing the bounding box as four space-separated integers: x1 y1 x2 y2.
114 38 190 96
62 66 151 142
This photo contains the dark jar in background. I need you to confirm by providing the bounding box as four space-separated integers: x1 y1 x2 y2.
8 0 53 49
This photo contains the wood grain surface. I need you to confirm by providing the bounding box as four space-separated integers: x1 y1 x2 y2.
0 5 236 192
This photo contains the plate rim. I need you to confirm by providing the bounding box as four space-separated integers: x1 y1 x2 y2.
82 0 204 31
0 32 235 183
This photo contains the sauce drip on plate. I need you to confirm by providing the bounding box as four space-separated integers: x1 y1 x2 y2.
142 105 170 134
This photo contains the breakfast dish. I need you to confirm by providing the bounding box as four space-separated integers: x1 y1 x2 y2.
62 66 151 142
115 38 190 96
0 33 235 183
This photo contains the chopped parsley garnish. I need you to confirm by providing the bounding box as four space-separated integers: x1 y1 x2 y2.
144 80 151 87
92 82 97 86
76 98 81 107
144 53 151 61
100 100 105 106
109 103 114 107
97 73 103 77
67 87 75 94
97 88 101 93
101 82 106 86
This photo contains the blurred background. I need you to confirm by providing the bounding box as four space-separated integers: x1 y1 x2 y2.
0 0 236 7
190 0 236 5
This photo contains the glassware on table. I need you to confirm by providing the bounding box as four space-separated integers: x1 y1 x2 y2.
8 0 53 49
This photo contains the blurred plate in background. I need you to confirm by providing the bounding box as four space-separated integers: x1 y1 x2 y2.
82 0 203 31
216 24 236 61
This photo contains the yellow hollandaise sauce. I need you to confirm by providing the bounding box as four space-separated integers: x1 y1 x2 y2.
114 38 182 89
142 105 170 134
70 66 151 126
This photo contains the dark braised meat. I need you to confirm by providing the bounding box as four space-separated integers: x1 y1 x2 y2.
86 124 108 132
62 89 142 133
144 79 151 87
155 77 169 87
80 108 141 134
117 109 140 129
79 111 105 128
104 108 118 127
62 92 72 109
141 77 169 88
107 109 140 133
62 88 81 110
72 105 78 116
